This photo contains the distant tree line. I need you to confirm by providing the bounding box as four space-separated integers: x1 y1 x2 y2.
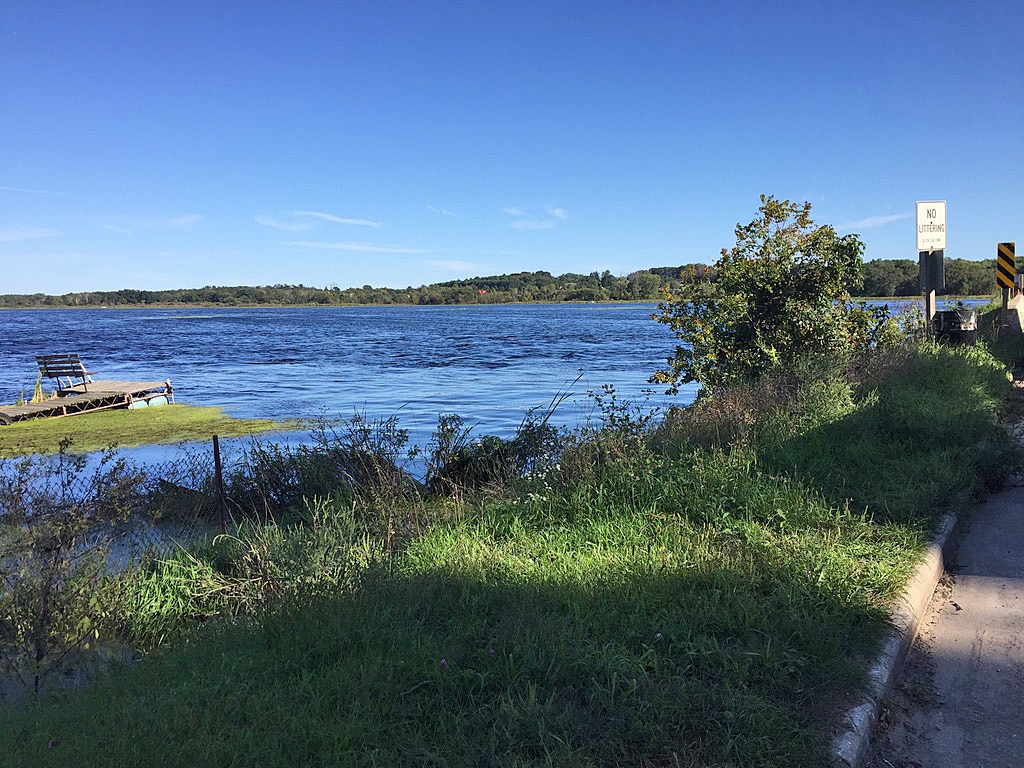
0 258 1004 309
0 268 697 308
859 257 1004 297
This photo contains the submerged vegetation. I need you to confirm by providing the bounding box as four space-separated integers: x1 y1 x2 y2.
0 404 294 458
0 340 1020 765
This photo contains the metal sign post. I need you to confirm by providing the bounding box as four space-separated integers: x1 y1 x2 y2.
917 201 946 333
916 201 947 332
919 250 943 327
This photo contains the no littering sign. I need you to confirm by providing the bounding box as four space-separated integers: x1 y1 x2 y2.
916 200 947 252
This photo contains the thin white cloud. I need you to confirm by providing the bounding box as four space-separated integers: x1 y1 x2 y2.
0 185 67 195
0 226 60 243
255 215 313 232
168 214 204 229
97 214 203 232
426 204 459 218
424 259 481 272
289 241 430 254
841 213 911 230
509 219 558 231
100 222 133 234
504 205 568 231
293 210 382 227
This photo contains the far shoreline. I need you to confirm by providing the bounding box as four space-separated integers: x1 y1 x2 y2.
0 295 999 311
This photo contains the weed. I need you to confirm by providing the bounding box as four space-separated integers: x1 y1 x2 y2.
0 443 146 694
425 388 566 500
31 374 45 405
425 412 562 499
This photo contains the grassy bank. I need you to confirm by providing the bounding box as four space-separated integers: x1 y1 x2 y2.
0 342 1019 766
0 404 297 458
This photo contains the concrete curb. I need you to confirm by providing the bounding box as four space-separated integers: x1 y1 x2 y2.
830 512 959 767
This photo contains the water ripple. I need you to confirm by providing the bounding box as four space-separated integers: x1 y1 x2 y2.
0 304 694 441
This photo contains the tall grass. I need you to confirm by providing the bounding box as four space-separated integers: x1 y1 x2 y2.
0 340 1020 766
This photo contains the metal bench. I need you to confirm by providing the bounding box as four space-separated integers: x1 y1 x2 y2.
36 353 97 393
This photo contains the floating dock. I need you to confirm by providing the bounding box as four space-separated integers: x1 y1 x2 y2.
0 380 174 426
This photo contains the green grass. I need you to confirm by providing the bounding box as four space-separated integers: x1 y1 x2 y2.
0 342 1020 766
0 404 297 457
755 344 1017 524
3 465 919 767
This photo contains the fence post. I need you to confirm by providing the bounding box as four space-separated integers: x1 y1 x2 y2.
213 435 228 534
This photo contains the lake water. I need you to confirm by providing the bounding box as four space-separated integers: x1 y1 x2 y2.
0 304 694 454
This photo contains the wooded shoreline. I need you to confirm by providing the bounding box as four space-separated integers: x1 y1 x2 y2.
1 258 1007 308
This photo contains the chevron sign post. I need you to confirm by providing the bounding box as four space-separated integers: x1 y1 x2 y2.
998 242 1016 321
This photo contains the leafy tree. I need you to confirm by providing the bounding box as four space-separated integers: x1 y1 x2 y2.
627 271 663 300
653 195 896 393
943 258 995 296
860 258 919 297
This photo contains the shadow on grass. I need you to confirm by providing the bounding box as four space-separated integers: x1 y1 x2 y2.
1 539 889 768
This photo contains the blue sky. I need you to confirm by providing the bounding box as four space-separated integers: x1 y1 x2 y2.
2 2 1021 295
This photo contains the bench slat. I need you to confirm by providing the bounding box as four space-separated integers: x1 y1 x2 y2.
36 353 96 392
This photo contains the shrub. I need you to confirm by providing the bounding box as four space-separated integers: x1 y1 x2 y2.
653 195 900 394
554 385 663 487
425 411 562 498
216 413 419 523
0 445 146 693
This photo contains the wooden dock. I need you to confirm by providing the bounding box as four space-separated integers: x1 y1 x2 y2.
0 380 174 426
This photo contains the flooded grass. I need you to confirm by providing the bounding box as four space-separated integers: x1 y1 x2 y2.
0 404 298 458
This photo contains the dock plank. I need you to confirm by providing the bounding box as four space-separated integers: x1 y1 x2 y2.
0 380 172 425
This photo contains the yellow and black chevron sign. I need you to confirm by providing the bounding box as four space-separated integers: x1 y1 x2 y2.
997 242 1016 289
